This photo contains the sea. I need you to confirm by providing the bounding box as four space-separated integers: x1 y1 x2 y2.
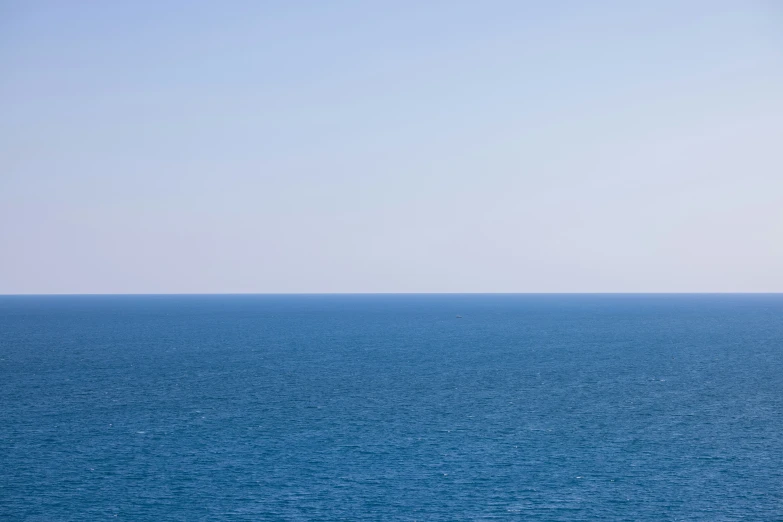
1 294 781 520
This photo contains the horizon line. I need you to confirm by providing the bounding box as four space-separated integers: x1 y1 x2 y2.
2 292 782 297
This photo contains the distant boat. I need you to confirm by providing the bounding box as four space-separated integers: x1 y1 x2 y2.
456 315 462 319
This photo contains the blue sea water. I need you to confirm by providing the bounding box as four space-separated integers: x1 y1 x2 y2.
1 294 782 521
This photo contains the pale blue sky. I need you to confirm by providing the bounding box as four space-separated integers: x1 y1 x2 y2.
1 1 782 293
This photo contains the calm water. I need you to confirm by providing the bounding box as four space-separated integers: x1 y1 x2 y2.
1 294 782 520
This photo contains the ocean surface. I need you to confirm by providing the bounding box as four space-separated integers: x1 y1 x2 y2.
1 294 782 520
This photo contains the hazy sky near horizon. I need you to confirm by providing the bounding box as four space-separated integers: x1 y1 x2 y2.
1 1 782 293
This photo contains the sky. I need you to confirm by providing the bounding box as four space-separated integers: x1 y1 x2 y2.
1 1 782 293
